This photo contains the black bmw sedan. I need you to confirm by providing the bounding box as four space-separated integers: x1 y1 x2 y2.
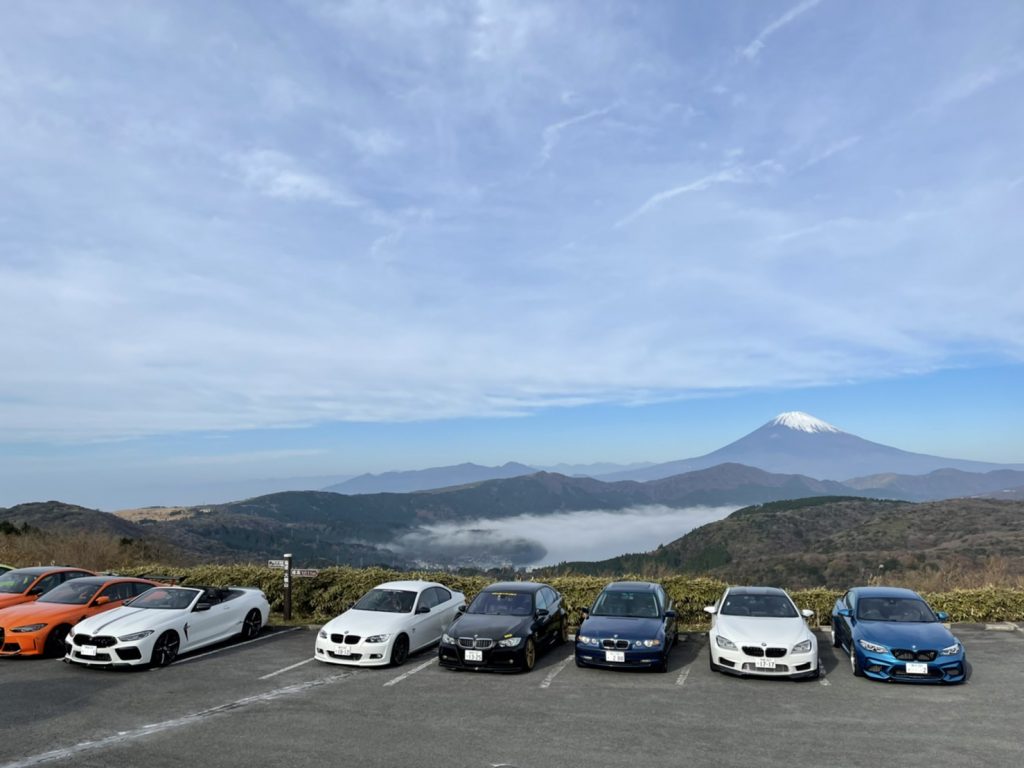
438 581 568 672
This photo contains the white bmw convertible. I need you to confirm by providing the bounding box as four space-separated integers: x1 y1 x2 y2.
65 585 269 667
316 580 465 667
705 586 819 680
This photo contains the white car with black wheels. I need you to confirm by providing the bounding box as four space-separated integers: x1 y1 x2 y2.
65 585 269 668
316 580 465 667
705 586 819 680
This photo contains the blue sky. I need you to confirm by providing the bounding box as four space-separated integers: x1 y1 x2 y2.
1 1 1022 509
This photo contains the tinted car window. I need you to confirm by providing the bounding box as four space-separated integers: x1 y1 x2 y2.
591 590 660 618
542 587 558 609
62 571 92 583
38 580 101 605
130 582 155 597
467 591 533 616
857 597 936 622
720 593 797 618
418 588 439 610
535 589 548 612
34 573 63 595
431 586 451 605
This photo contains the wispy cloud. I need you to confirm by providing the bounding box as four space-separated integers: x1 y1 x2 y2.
800 135 861 170
540 104 614 163
741 0 823 61
931 54 1024 109
234 149 360 207
615 168 744 227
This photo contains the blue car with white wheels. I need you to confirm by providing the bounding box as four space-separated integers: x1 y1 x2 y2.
831 586 965 684
575 581 677 672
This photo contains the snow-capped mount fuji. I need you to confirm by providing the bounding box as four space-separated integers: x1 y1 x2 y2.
597 411 1023 483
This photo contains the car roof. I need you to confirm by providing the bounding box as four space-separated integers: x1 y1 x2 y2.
5 566 89 576
374 580 442 591
602 581 659 592
483 581 545 593
852 586 922 599
58 576 156 587
727 586 789 597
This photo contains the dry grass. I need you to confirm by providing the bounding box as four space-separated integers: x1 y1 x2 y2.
113 506 197 522
863 556 1024 592
0 530 180 571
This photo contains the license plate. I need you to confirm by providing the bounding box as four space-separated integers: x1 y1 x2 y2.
337 645 354 656
465 649 483 662
905 662 928 675
755 658 776 669
80 645 97 657
605 651 625 663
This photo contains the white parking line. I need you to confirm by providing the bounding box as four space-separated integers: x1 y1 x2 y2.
161 626 303 668
818 658 830 686
383 658 435 687
539 653 574 689
0 672 355 768
675 668 690 687
259 656 316 680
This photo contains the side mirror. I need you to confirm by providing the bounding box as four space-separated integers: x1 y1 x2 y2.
28 586 45 597
417 605 431 614
837 607 852 618
665 610 677 619
801 608 814 619
936 611 949 622
580 607 590 619
93 596 111 606
194 602 212 612
703 606 717 615
535 608 549 618
457 604 467 613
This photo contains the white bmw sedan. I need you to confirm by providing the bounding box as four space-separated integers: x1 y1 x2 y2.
316 580 465 667
66 585 269 667
705 586 819 680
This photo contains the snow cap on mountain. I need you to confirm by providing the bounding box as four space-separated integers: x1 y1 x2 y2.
771 412 842 434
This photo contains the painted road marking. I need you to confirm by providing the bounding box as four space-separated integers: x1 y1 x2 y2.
161 626 303 668
540 654 574 689
0 672 355 768
259 656 317 680
818 657 830 686
675 668 690 687
383 658 435 687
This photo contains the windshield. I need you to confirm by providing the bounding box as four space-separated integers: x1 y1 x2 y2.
130 588 198 610
353 589 416 613
591 590 660 618
857 597 937 622
37 581 102 605
720 593 798 618
0 571 38 594
467 590 533 616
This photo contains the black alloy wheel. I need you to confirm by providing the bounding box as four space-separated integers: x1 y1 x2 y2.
241 609 262 640
45 625 71 658
390 634 409 667
151 631 180 667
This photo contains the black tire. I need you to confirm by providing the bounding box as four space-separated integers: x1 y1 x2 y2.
654 654 669 673
241 609 262 640
46 625 72 658
574 655 585 668
151 631 180 667
556 616 568 646
849 646 864 677
390 634 409 667
521 637 537 673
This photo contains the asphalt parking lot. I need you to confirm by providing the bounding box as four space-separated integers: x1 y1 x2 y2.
1 623 1022 768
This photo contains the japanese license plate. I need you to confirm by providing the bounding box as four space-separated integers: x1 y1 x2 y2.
755 658 776 669
338 645 354 656
605 650 625 662
465 649 483 662
905 662 928 675
80 645 97 657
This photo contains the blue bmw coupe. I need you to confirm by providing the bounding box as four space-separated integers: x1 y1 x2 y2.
575 581 677 672
831 586 965 684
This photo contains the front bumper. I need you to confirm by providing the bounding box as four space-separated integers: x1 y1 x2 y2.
438 641 527 671
64 634 149 666
0 629 47 656
314 636 393 667
711 643 817 679
855 648 965 683
575 643 666 670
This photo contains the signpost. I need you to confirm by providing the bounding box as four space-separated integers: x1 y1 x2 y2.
267 559 287 569
268 556 319 619
293 569 320 578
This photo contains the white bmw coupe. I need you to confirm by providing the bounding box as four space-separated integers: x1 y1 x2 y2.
316 580 465 667
65 585 269 667
705 586 819 680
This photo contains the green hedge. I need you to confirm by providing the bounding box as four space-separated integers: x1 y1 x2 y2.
120 565 1024 626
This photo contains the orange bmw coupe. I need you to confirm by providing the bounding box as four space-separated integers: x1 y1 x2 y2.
0 575 159 657
0 566 96 612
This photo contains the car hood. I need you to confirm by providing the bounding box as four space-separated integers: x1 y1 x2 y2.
0 601 82 626
579 616 664 639
73 606 179 636
0 594 32 610
447 612 532 639
856 621 956 649
715 616 811 646
322 609 413 635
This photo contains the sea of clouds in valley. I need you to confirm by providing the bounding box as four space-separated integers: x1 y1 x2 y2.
391 505 738 568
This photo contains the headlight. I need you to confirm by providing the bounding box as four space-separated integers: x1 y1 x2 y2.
576 635 599 646
858 639 887 654
497 637 523 648
11 624 47 633
365 634 390 644
118 630 155 642
442 633 455 644
715 635 737 650
940 642 961 656
318 629 328 639
792 639 813 654
634 639 661 648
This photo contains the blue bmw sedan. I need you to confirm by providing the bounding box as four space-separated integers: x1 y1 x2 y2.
831 586 966 684
575 581 677 672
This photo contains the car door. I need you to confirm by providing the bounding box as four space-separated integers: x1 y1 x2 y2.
407 587 439 651
183 590 231 650
658 586 677 648
425 587 453 642
835 591 854 649
534 588 557 646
